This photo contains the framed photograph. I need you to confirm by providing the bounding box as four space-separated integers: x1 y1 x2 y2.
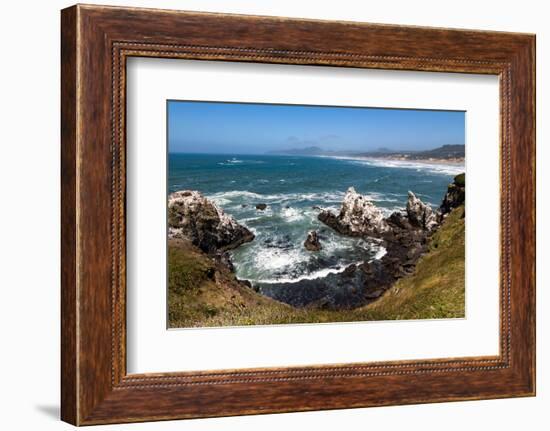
61 4 536 425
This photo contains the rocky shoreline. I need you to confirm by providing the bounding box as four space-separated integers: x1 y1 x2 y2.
168 174 465 310
168 190 255 269
360 156 465 164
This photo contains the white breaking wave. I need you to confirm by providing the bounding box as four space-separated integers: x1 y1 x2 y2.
370 246 388 261
250 247 309 272
320 155 464 176
250 265 354 284
207 190 344 204
352 158 464 176
234 237 387 284
217 158 243 166
207 189 397 205
208 196 232 206
208 190 264 199
280 206 304 222
238 216 262 223
217 158 265 166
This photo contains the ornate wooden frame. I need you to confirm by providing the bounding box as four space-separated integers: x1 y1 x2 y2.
61 4 536 425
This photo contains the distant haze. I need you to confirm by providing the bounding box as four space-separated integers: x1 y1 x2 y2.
168 100 465 155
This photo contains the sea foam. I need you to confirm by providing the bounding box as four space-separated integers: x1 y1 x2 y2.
351 158 464 176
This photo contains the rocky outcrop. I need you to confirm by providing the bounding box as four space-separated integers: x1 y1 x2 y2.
318 187 390 237
168 190 254 254
406 191 439 231
256 203 267 211
318 187 438 238
441 173 465 216
304 230 322 251
301 186 443 309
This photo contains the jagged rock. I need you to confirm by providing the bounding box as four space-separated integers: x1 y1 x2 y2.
441 173 465 216
318 187 390 237
364 288 385 299
342 264 357 277
317 210 339 231
386 210 413 231
239 279 253 289
256 178 463 309
306 187 441 308
213 251 235 271
168 190 254 254
304 230 322 251
256 203 267 210
406 191 439 231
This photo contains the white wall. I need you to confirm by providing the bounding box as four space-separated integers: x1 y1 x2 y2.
0 1 546 430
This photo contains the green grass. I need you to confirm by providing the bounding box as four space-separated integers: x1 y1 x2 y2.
168 206 465 328
360 204 465 320
454 173 465 187
167 240 295 328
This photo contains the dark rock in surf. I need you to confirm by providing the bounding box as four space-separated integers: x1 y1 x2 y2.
304 230 322 252
257 175 464 311
306 186 442 310
256 203 267 211
258 264 369 309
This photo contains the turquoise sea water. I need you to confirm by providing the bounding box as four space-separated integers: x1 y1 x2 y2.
168 153 463 285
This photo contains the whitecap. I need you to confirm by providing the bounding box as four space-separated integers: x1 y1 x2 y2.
209 196 232 206
251 247 309 272
238 216 262 223
358 158 464 176
249 264 361 285
370 246 387 261
208 190 263 200
208 190 348 205
321 155 464 176
280 207 304 222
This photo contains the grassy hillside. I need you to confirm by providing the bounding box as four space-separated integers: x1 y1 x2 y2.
168 205 465 328
358 204 465 320
167 239 295 328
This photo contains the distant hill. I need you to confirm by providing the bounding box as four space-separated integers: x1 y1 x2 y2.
373 147 393 153
267 146 326 155
409 145 465 160
268 144 465 161
357 145 465 161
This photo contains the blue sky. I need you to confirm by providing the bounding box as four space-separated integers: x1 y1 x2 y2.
168 100 465 154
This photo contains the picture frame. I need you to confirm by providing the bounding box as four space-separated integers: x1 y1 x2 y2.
61 4 535 425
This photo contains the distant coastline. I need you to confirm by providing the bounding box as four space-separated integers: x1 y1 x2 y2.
318 154 464 166
267 144 465 165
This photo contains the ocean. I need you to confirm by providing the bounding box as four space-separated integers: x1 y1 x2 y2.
168 153 464 286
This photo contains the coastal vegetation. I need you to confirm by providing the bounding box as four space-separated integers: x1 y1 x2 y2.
168 204 464 327
168 174 466 328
